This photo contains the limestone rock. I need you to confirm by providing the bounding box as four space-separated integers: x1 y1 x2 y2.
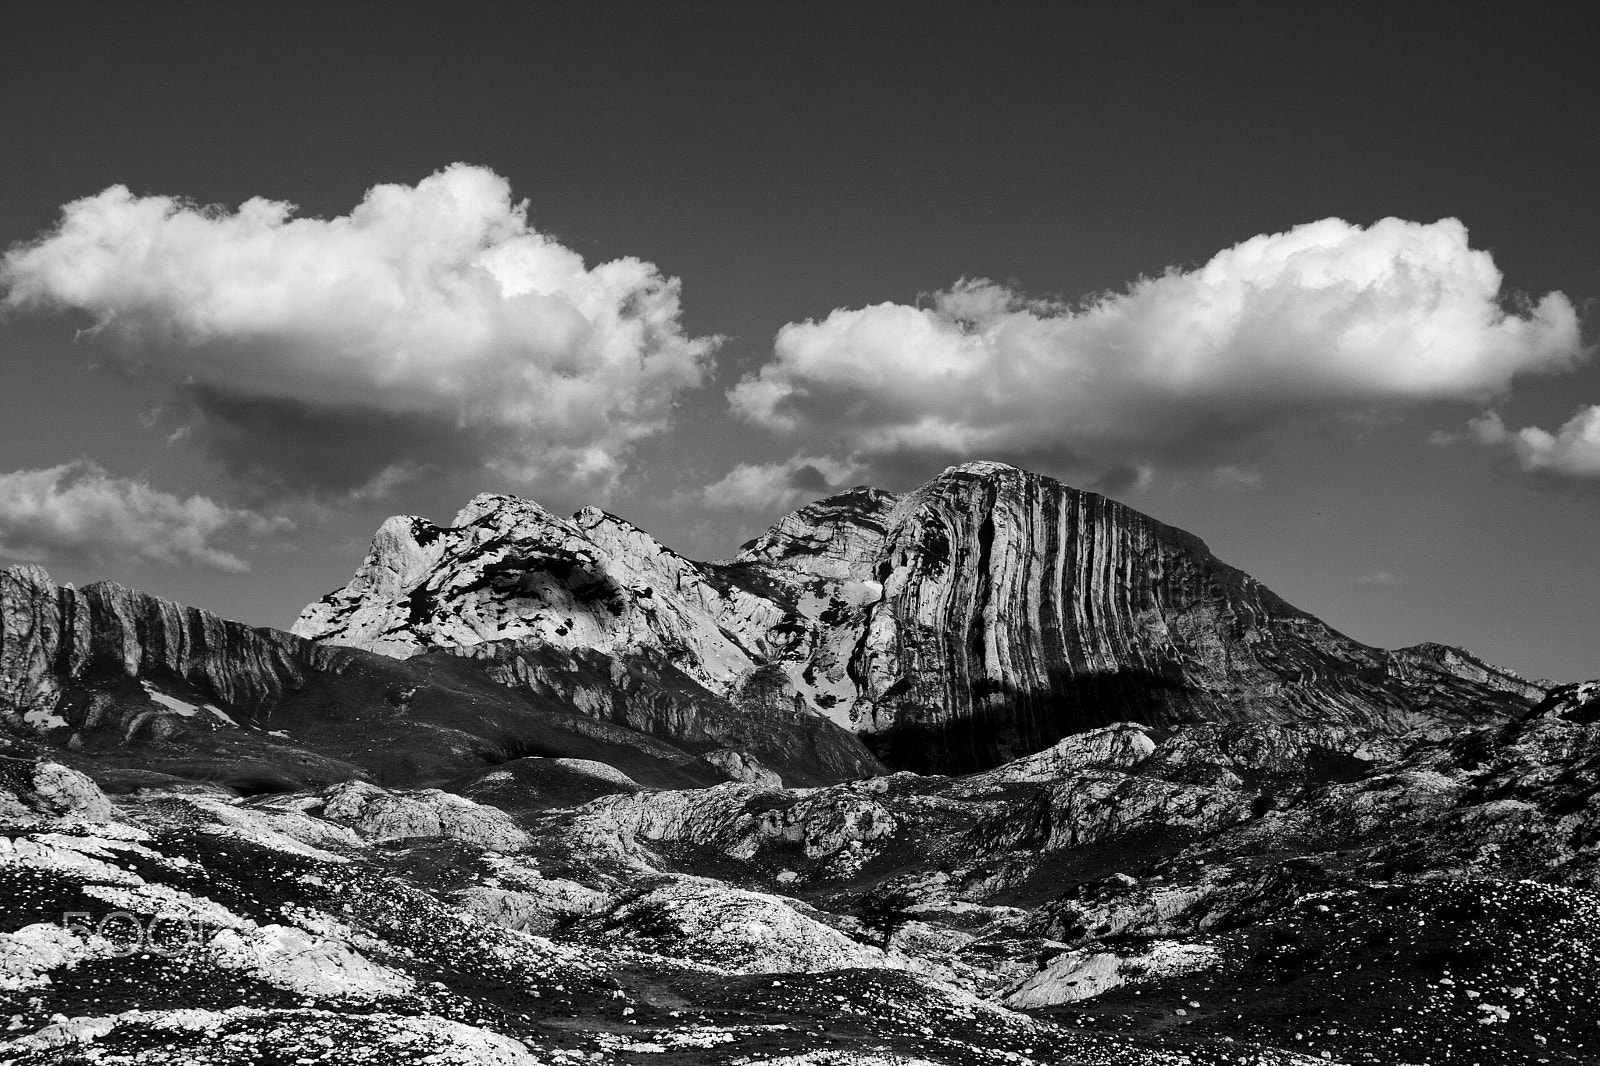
3 1008 544 1065
130 792 365 860
702 748 783 788
0 758 114 821
970 769 1252 854
1003 939 1219 1008
818 462 1539 771
292 500 883 785
1532 680 1600 724
292 499 774 692
207 924 414 1000
320 780 531 850
567 778 901 869
963 722 1156 786
0 923 113 991
456 882 611 934
599 877 891 973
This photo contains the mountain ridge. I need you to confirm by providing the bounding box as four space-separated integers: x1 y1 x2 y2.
297 460 1543 773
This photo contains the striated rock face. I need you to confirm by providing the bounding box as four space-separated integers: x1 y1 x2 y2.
299 462 1543 774
0 564 343 737
769 461 1540 770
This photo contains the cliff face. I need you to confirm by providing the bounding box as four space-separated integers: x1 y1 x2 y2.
297 461 1543 774
808 463 1542 768
0 562 880 792
0 564 336 735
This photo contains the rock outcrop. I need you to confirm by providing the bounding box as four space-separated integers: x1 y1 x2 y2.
320 780 532 850
298 461 1544 773
0 756 115 821
596 877 894 974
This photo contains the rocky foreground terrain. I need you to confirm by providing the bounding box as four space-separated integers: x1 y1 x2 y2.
1 463 1595 1064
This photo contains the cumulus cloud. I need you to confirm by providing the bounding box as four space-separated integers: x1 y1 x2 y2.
1 164 716 497
730 217 1584 477
684 454 867 511
0 462 287 572
1467 407 1600 480
1356 570 1401 587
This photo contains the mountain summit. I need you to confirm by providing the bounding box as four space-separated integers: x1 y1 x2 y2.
296 461 1541 772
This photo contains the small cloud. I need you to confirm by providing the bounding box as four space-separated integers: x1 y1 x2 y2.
1356 570 1401 587
679 454 867 512
1210 464 1262 491
0 461 287 572
1466 406 1600 481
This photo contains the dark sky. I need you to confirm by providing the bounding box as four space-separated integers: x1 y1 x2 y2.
1 0 1596 682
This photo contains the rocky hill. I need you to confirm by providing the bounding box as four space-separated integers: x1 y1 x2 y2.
297 461 1542 773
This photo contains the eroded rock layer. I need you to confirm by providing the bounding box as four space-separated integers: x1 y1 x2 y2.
826 463 1541 769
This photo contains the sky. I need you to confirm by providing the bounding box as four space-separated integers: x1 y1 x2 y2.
0 0 1596 683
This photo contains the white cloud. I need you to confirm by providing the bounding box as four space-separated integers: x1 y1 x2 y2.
0 462 287 572
1210 464 1262 491
731 217 1584 473
1 164 716 497
1468 406 1600 479
1356 570 1401 587
686 454 867 512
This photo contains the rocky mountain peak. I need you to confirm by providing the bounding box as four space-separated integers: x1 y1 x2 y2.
941 458 1030 479
450 491 551 528
295 461 1544 775
735 484 901 580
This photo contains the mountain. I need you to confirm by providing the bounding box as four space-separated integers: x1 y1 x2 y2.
1 460 1592 1066
0 563 881 797
297 461 1542 773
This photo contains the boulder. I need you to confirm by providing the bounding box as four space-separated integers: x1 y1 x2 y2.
600 878 892 973
321 780 530 850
